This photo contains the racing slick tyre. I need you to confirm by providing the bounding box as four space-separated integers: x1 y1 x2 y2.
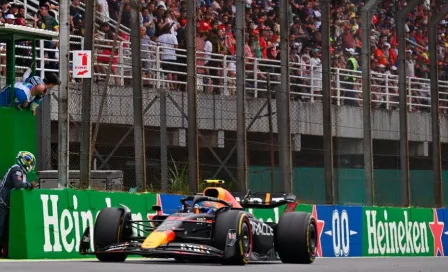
213 210 253 265
94 207 129 262
275 212 317 264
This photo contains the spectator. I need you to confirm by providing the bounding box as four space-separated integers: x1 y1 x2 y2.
342 48 359 106
140 26 155 86
16 5 25 19
97 0 110 23
6 0 448 110
142 7 156 37
4 14 15 25
70 0 84 36
39 0 59 10
108 0 121 22
0 1 8 16
22 66 61 90
120 2 132 29
34 5 59 72
158 23 178 89
7 4 18 17
94 30 120 86
0 82 47 115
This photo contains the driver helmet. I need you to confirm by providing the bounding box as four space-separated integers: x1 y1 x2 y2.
194 201 218 214
16 151 36 174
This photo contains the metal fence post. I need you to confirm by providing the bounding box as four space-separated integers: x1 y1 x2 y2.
58 0 71 188
396 0 419 207
361 0 381 206
428 4 448 207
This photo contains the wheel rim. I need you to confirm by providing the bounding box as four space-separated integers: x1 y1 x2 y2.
309 223 317 256
241 221 251 257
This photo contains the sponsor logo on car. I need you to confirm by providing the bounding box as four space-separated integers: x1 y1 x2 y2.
105 243 129 252
250 221 274 236
180 243 211 254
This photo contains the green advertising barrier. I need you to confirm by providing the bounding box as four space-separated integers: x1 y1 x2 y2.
236 203 447 258
7 188 448 259
8 189 157 259
362 207 435 257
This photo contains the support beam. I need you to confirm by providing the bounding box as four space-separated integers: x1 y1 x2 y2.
37 92 52 171
90 2 124 160
360 0 381 206
58 0 70 188
37 38 51 171
267 74 275 193
130 0 147 192
98 96 158 170
212 100 269 179
321 0 333 204
51 92 111 170
186 0 198 193
167 94 238 185
79 0 95 188
160 89 168 192
397 0 419 207
277 0 292 193
235 0 247 192
429 4 448 208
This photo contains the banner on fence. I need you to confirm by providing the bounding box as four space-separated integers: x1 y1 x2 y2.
7 189 448 259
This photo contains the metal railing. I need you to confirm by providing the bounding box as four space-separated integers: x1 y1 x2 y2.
2 35 448 112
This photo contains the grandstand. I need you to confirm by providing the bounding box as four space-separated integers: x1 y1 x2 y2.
1 0 448 199
0 0 447 110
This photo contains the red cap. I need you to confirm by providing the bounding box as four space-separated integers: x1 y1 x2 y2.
198 21 212 32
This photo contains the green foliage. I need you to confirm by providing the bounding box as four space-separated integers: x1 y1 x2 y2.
167 155 189 194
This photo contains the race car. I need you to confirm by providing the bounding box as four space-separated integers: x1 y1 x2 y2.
79 180 318 265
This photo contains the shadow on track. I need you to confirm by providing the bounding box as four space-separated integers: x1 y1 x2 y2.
82 258 284 266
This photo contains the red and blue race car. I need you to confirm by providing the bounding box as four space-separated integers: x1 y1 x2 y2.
79 181 317 265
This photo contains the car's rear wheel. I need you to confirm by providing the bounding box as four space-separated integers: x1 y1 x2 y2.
275 212 317 264
213 210 252 265
94 207 129 262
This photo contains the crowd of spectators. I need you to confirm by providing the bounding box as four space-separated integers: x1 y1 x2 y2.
2 0 448 109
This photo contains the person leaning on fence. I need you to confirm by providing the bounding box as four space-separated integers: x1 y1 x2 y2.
22 66 61 90
0 81 47 115
0 151 37 258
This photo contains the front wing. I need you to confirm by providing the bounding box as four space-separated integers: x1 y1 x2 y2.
79 227 240 260
92 242 224 259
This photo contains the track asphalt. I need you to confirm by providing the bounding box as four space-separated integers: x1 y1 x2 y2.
0 257 445 272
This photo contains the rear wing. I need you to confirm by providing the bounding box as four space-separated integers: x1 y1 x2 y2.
231 192 297 209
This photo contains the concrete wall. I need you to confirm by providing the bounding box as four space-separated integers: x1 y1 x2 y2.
49 85 442 143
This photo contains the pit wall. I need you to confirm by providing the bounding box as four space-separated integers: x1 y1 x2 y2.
8 189 448 259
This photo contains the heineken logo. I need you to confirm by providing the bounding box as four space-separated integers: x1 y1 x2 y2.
40 194 148 253
365 209 445 256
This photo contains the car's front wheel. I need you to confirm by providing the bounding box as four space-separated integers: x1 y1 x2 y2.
213 210 253 265
94 207 130 262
